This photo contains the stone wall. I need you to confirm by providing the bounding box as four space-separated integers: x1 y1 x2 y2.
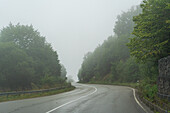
158 56 170 95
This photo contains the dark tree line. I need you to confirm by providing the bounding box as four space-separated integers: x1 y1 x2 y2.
0 23 67 91
78 0 169 99
128 0 170 61
78 6 142 83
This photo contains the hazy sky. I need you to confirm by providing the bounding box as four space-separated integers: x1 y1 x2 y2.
0 0 142 81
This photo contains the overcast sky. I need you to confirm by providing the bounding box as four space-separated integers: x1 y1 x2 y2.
0 0 142 81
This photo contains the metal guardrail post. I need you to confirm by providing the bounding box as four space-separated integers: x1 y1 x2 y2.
0 86 69 97
135 90 170 113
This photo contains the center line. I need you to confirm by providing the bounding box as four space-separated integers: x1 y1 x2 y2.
46 84 97 113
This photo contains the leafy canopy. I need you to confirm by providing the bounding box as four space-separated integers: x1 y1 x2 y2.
0 23 63 91
127 0 170 61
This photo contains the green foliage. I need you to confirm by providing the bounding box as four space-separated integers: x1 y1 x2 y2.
40 75 56 87
0 42 34 90
0 86 75 102
77 0 167 104
60 64 67 79
0 23 63 91
138 59 158 79
0 23 45 49
78 4 160 103
111 57 140 83
78 6 142 83
40 75 66 88
114 6 142 38
139 77 157 101
127 0 170 61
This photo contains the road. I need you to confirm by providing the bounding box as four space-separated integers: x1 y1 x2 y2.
0 83 152 113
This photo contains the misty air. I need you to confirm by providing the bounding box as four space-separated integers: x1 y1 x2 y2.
0 0 169 113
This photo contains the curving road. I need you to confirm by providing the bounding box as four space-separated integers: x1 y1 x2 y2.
0 83 152 113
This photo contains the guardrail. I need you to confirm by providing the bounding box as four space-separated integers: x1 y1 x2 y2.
157 93 170 102
136 91 170 113
0 86 68 97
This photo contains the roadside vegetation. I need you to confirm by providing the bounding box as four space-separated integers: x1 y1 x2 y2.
0 23 73 97
78 0 170 107
0 86 75 102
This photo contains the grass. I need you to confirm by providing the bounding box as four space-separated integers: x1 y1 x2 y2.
0 86 75 102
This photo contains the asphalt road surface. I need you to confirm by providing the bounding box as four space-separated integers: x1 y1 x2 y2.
0 83 152 113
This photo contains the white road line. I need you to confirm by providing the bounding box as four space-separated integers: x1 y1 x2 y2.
130 88 148 113
61 88 84 96
65 85 92 96
46 85 97 113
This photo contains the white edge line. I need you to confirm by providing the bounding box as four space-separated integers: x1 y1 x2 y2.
46 85 97 113
130 88 148 113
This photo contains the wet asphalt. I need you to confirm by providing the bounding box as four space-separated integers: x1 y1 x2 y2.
0 83 151 113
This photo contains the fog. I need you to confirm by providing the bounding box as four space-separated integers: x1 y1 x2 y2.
0 0 142 81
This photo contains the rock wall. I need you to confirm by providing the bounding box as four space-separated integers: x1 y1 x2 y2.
158 56 170 95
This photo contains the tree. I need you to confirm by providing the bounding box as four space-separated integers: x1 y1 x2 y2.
61 64 67 79
0 42 34 90
127 0 170 61
0 23 45 49
67 75 74 83
78 6 142 83
0 23 62 90
114 6 142 38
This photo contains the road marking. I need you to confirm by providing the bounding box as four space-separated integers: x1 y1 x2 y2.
46 85 97 113
130 88 148 113
65 85 92 96
61 87 84 96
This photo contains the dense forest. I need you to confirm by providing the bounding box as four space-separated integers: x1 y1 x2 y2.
78 0 170 99
0 23 67 91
